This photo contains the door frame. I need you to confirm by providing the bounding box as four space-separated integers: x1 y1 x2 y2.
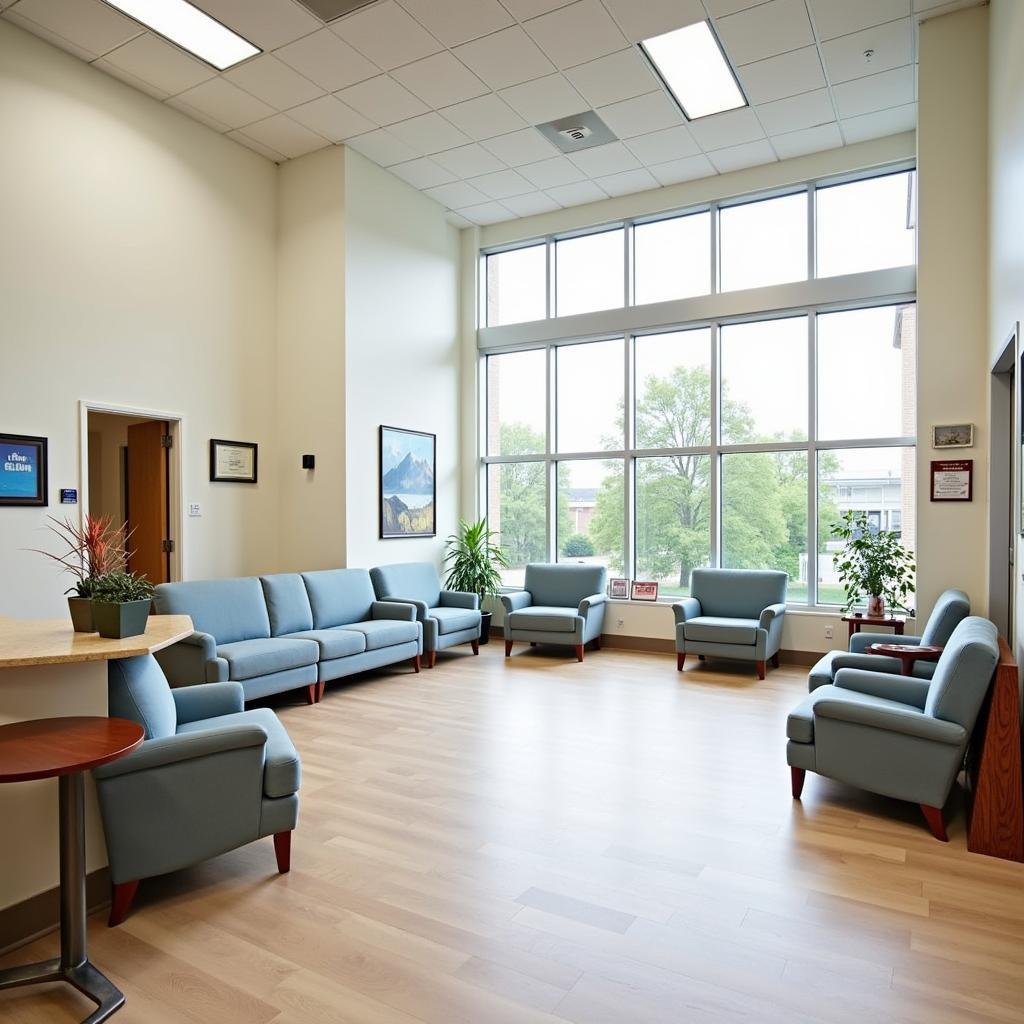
79 401 184 583
989 324 1018 642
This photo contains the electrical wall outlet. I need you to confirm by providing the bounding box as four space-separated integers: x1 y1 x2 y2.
616 618 624 628
824 626 834 640
188 503 201 517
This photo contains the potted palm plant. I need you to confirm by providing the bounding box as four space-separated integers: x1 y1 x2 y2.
90 570 155 639
443 518 509 645
831 510 915 616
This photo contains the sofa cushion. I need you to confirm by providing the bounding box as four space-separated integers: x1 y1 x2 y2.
108 654 177 740
683 616 759 645
341 619 419 650
302 569 376 629
429 606 481 634
370 562 441 608
689 568 787 620
154 577 271 645
176 707 300 799
524 564 607 608
260 574 314 636
216 638 319 681
508 606 578 633
282 628 366 660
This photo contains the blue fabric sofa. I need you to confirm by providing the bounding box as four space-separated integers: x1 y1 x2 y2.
501 563 607 661
370 561 481 667
672 568 788 679
154 569 422 703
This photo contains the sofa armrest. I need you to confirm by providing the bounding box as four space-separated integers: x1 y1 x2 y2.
815 697 964 744
672 598 701 626
441 591 480 610
181 630 217 659
578 593 607 617
371 601 417 622
833 667 931 710
155 630 218 687
759 603 786 630
378 597 429 621
849 631 923 654
94 724 267 780
501 591 532 614
172 682 245 725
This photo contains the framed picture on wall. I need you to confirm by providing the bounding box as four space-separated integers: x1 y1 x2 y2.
930 459 973 502
210 439 258 483
932 423 974 448
0 433 47 506
379 425 436 538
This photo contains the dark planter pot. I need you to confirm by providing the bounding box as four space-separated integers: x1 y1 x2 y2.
479 610 492 644
67 597 95 633
92 599 151 640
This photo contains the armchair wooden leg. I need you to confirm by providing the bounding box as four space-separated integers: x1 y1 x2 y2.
575 644 584 662
756 660 766 681
471 639 479 655
412 654 421 673
108 880 139 927
316 681 325 703
920 804 949 842
505 640 513 657
791 767 806 799
427 650 437 669
677 652 685 671
274 831 292 873
304 684 317 705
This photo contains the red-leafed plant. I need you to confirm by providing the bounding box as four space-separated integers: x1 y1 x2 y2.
32 514 132 597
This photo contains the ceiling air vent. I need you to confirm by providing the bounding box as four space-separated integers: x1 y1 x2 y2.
535 111 617 154
296 0 379 20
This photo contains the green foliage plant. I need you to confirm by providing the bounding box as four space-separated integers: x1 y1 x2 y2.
90 571 155 604
831 510 915 613
443 518 509 603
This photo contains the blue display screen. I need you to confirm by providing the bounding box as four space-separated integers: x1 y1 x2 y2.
0 441 40 499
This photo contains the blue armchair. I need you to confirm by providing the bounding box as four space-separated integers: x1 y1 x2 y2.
94 654 300 925
673 568 788 679
370 561 481 667
501 563 607 661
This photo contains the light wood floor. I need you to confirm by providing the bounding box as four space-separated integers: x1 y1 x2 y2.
3 644 1024 1023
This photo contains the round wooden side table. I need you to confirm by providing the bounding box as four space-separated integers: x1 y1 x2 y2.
866 643 944 676
0 716 144 1023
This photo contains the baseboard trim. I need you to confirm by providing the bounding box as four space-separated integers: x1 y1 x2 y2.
0 868 110 956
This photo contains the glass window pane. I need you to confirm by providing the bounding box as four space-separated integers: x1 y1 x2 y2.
556 339 624 452
487 350 546 456
633 213 711 306
635 455 710 598
719 192 807 292
557 459 624 575
634 329 712 449
487 462 547 588
485 245 546 326
817 447 916 607
555 228 625 316
816 172 916 278
817 304 916 441
721 450 808 602
720 317 808 443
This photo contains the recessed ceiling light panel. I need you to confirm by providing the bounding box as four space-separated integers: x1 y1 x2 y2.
640 21 746 121
101 0 260 70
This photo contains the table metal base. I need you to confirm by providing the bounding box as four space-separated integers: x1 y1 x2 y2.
0 773 125 1022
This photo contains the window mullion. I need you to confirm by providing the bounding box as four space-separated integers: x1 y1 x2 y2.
710 321 720 569
624 334 634 583
807 309 818 608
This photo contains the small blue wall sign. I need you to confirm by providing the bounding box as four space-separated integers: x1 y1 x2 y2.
60 489 78 504
0 433 48 507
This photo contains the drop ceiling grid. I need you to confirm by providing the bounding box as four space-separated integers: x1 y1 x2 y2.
2 0 950 224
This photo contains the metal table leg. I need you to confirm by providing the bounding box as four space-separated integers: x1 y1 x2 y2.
0 772 125 1022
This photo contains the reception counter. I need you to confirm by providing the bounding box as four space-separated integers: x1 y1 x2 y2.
0 614 192 934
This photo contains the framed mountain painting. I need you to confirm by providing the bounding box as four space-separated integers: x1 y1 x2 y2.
379 425 436 538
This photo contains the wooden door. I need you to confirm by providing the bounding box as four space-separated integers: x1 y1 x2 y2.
126 420 170 585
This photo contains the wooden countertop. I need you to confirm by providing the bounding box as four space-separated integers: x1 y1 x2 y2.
0 614 193 668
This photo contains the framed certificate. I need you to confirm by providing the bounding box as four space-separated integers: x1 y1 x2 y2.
631 580 659 602
930 459 972 502
0 433 47 506
608 578 629 599
210 439 258 483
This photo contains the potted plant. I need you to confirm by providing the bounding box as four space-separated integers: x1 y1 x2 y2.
443 518 509 645
90 571 155 639
831 510 915 617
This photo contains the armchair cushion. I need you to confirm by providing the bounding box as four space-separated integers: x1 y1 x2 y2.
683 616 759 646
260 574 314 636
508 607 578 633
689 568 787 619
341 619 419 650
370 562 442 608
523 564 607 608
172 682 245 725
282 628 366 660
108 655 177 740
429 606 481 634
215 638 318 681
920 589 970 646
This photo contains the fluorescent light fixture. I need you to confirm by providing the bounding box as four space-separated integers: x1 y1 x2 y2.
640 21 746 121
101 0 260 70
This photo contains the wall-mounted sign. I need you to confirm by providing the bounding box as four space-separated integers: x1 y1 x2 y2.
0 433 47 507
931 459 973 502
60 488 78 504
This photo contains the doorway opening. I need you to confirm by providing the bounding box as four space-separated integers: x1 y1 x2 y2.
81 404 182 586
989 324 1018 644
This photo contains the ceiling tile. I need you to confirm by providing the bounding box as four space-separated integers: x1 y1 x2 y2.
569 141 640 177
716 0 814 66
597 91 682 139
227 129 286 162
500 0 574 18
832 65 914 117
189 0 319 50
467 168 534 199
594 167 659 196
546 179 608 206
599 0 705 42
9 0 140 58
840 101 916 143
499 74 587 125
239 113 329 159
446 211 474 228
518 155 586 188
770 121 843 159
453 26 555 91
736 46 826 104
442 93 527 140
820 18 913 84
687 106 765 150
707 138 777 172
424 180 490 207
705 0 770 14
649 153 716 185
173 78 275 130
391 52 488 109
524 0 627 70
807 0 910 41
94 57 171 100
345 127 419 165
275 29 379 93
389 156 458 188
99 33 213 97
387 111 471 154
564 48 658 109
397 0 513 47
335 75 428 125
2 8 96 60
166 94 230 132
755 88 835 134
625 125 701 164
434 143 508 176
332 0 442 71
455 201 514 224
288 94 374 140
481 127 560 166
502 192 562 216
224 54 324 110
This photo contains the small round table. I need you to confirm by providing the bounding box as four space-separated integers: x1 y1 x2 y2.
866 643 944 675
0 716 144 1023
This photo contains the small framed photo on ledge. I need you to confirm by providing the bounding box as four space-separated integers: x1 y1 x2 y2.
631 580 659 602
210 439 258 483
932 423 974 448
608 578 629 599
0 433 47 506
